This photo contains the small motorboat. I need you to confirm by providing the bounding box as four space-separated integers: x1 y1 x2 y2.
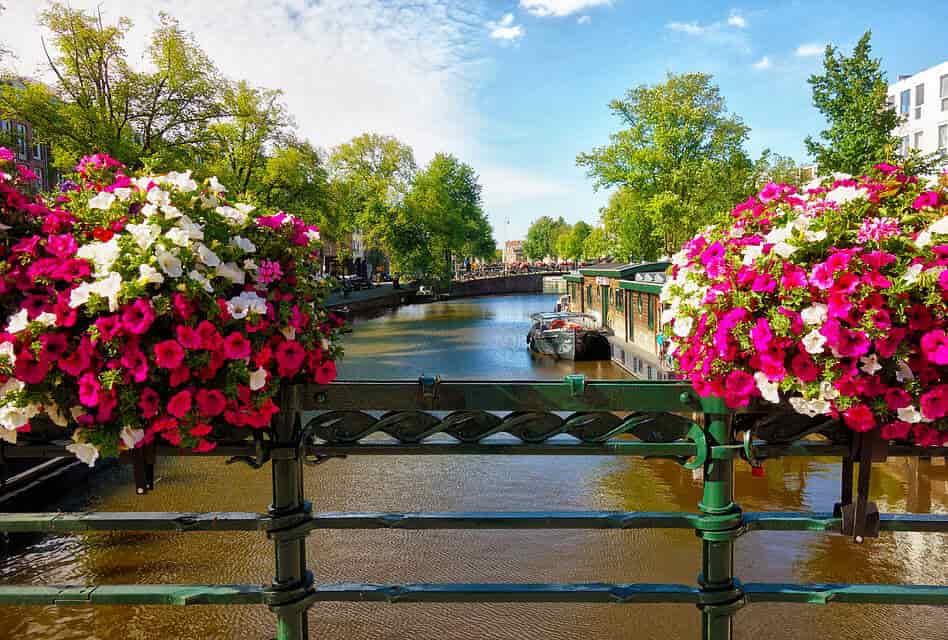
527 312 611 361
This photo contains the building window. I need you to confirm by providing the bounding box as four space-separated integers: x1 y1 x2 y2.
647 296 654 330
900 136 910 156
637 293 643 314
915 84 924 119
914 131 924 149
941 74 948 111
14 124 27 159
32 143 43 162
939 124 948 151
616 291 623 312
35 167 44 189
900 89 911 115
586 286 592 306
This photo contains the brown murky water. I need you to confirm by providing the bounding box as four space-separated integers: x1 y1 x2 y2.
1 294 946 639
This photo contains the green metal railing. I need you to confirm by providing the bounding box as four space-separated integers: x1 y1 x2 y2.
1 377 947 640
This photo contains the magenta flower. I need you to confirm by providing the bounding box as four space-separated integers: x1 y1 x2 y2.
275 340 306 377
723 370 756 408
167 390 193 419
0 147 13 161
120 348 149 383
78 372 102 407
121 299 156 335
880 421 911 440
874 162 899 176
856 217 900 243
912 191 939 210
222 332 251 360
843 405 876 432
920 386 948 421
256 260 284 285
790 352 819 382
921 330 948 365
154 340 186 370
46 234 78 258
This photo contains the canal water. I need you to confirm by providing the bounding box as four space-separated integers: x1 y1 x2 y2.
1 293 946 639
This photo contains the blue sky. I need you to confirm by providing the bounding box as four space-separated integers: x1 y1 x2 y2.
5 0 947 242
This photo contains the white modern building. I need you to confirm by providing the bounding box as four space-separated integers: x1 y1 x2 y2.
888 61 948 167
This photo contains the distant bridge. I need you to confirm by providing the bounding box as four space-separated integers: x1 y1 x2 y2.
449 272 567 297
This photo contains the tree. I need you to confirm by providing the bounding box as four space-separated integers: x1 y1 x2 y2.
582 227 612 261
555 221 591 261
327 133 416 250
522 216 567 260
601 187 658 262
751 150 808 187
804 31 899 175
200 81 292 196
258 139 330 226
577 73 754 257
403 153 494 281
0 5 225 171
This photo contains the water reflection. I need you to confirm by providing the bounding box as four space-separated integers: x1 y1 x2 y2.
0 294 946 639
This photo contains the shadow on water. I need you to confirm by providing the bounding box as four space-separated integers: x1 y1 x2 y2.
0 294 946 639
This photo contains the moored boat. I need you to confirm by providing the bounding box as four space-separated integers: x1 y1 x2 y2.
526 312 611 360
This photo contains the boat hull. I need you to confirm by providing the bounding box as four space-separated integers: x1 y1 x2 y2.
528 330 610 361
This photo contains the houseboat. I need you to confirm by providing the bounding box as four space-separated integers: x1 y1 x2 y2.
527 312 611 361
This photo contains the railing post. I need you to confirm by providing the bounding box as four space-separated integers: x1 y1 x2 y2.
697 396 741 640
270 385 309 640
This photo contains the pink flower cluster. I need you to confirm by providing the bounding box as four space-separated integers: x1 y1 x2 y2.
663 164 948 445
0 149 342 462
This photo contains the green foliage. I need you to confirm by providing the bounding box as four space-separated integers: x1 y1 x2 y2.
0 6 225 171
577 72 754 258
554 221 591 261
582 227 612 261
804 31 900 175
522 216 567 260
751 150 809 188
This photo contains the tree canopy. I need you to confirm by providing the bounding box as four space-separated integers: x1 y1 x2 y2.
522 216 567 260
577 72 755 257
804 31 899 175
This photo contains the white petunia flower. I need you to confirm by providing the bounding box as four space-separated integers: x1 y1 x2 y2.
216 262 246 284
231 236 257 253
177 215 204 240
162 170 198 193
772 241 798 258
826 186 866 205
216 205 246 225
141 203 159 218
90 272 123 311
672 316 693 338
66 441 99 467
165 227 190 248
819 381 839 400
5 309 29 334
120 426 145 449
189 269 214 293
804 229 827 242
0 341 16 365
195 243 221 267
859 354 882 375
162 205 183 220
801 304 828 326
280 326 296 340
896 361 914 382
741 244 762 265
802 329 826 354
146 188 171 207
131 176 154 191
35 312 57 327
789 397 819 417
305 229 320 243
249 367 267 391
902 263 923 285
113 187 133 201
156 251 183 278
46 403 69 427
207 176 227 193
765 225 792 244
76 238 120 275
754 372 780 404
235 203 256 216
87 191 116 210
897 406 923 424
126 222 161 250
226 291 267 319
138 263 165 285
200 193 219 209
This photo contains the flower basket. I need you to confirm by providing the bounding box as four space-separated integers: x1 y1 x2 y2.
0 149 343 466
663 163 947 448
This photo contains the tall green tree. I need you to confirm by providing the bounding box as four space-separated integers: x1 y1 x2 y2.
0 5 225 171
577 72 754 257
804 31 899 175
327 133 416 251
259 139 330 225
200 81 291 196
403 153 494 280
522 216 567 260
601 187 657 262
582 227 612 261
554 221 591 261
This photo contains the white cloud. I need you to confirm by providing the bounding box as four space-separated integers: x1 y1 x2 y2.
727 11 747 28
752 56 771 70
487 13 525 41
519 0 611 18
577 15 592 24
795 43 825 57
667 21 705 35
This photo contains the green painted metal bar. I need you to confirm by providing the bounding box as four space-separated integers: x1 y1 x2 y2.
0 585 265 606
698 396 738 640
306 583 701 604
3 511 946 534
302 380 698 412
0 512 264 533
270 386 310 640
743 583 948 606
306 440 699 456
